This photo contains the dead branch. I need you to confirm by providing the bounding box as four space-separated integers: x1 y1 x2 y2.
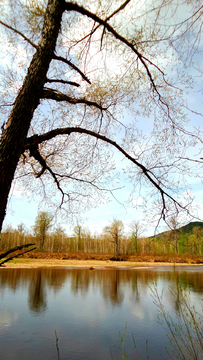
0 246 37 266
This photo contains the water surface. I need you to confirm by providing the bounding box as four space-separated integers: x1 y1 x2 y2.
0 266 203 359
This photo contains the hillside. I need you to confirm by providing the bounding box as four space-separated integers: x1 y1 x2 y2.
152 221 203 239
179 221 203 235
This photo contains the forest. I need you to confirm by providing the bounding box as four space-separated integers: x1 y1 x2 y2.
1 215 203 260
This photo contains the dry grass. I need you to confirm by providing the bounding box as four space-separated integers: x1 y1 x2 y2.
2 251 203 268
14 251 203 264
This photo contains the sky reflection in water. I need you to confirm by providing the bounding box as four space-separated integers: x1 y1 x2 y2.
0 266 203 360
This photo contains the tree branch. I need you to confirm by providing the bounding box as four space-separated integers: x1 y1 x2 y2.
24 127 185 219
0 245 37 266
28 144 68 206
42 87 106 110
70 0 132 50
45 78 80 87
0 243 36 261
0 20 37 49
64 2 163 95
106 0 132 21
52 54 91 84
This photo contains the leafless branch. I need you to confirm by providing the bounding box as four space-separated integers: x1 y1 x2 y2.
106 0 132 20
100 0 132 49
0 243 36 260
64 2 164 96
25 126 186 220
52 54 91 84
45 78 80 87
42 87 106 110
28 144 69 207
0 20 37 49
0 246 37 266
179 157 203 164
71 0 132 50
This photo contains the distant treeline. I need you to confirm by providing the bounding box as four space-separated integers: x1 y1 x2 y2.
1 223 203 256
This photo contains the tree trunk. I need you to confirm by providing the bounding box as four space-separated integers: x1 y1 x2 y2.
116 234 119 257
0 0 64 233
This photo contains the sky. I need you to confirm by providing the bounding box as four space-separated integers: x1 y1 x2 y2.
4 149 203 237
4 94 203 237
4 147 151 235
1 0 203 237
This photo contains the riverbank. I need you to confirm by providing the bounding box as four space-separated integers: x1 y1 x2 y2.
2 258 203 269
1 250 203 268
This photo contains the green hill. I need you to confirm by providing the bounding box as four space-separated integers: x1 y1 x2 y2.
152 221 203 239
179 221 203 235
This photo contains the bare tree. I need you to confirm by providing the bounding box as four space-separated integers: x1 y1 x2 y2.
34 211 53 249
104 219 124 257
73 225 83 251
167 216 181 253
0 0 203 234
130 221 143 253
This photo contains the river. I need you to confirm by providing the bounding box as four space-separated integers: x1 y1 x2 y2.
0 266 203 359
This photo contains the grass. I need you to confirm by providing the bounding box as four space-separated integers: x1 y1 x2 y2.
8 259 33 264
117 283 203 360
151 285 203 359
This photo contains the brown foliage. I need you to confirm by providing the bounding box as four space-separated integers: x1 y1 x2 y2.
9 250 203 264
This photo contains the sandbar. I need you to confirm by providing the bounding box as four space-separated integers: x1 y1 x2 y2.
2 259 203 269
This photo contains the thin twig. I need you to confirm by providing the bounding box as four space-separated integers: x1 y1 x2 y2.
0 20 37 48
55 330 60 360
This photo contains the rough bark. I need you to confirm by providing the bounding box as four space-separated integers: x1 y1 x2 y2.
0 0 64 232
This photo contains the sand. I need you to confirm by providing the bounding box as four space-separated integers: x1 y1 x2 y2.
2 259 203 269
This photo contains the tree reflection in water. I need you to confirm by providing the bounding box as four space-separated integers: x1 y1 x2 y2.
0 267 203 314
28 270 47 314
1 267 203 360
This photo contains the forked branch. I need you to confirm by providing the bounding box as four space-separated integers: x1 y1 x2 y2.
28 144 68 206
64 2 164 96
25 127 186 220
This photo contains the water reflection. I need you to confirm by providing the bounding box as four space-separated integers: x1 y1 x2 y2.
0 266 203 360
0 309 18 330
28 271 47 314
1 267 203 314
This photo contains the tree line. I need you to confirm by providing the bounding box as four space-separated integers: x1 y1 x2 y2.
1 213 203 256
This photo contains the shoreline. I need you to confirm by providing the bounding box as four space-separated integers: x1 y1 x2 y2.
2 259 203 269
